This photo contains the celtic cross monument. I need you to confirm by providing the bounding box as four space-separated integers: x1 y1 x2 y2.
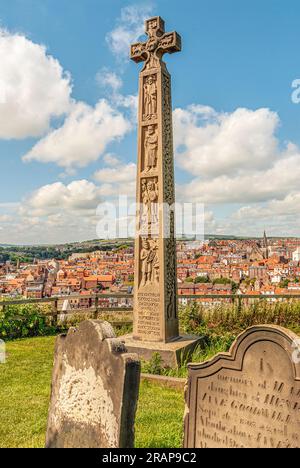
123 17 201 365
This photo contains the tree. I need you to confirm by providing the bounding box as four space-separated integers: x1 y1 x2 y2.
213 277 238 293
185 277 194 283
279 279 289 289
213 277 232 285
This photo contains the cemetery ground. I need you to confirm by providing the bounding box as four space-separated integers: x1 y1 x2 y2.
0 336 184 448
0 300 299 448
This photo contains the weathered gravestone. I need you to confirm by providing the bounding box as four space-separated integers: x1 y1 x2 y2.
46 321 140 448
184 325 300 448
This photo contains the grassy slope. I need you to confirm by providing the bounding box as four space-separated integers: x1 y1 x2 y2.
135 381 184 448
0 337 184 448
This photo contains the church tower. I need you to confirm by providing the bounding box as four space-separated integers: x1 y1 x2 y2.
262 230 269 259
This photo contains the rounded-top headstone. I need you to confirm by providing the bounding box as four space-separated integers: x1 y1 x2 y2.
184 325 300 448
46 320 140 448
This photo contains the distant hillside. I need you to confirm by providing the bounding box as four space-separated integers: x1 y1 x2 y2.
1 234 299 253
0 239 135 264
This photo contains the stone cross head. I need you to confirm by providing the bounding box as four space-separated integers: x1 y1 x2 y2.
130 16 181 68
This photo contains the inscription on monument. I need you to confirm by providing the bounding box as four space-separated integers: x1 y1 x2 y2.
136 292 161 338
184 326 300 449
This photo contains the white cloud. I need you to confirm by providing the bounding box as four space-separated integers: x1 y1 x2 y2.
94 162 136 197
0 180 107 244
173 103 300 236
0 165 138 243
94 162 136 184
179 150 300 204
204 210 217 233
96 68 123 92
22 100 131 169
95 68 138 123
0 28 72 139
19 180 103 218
218 198 300 237
0 213 99 245
0 24 137 178
114 93 138 125
106 4 153 60
103 153 121 167
234 192 300 221
174 105 280 178
175 105 300 206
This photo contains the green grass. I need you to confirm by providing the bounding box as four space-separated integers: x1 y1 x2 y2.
0 336 184 448
141 336 234 379
135 381 184 448
4 300 298 448
0 336 55 448
179 300 300 339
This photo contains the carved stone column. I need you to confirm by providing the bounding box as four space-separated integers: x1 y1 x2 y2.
122 17 202 364
130 17 181 343
133 65 178 342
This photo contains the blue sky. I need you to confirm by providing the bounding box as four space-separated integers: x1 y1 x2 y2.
1 0 300 243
